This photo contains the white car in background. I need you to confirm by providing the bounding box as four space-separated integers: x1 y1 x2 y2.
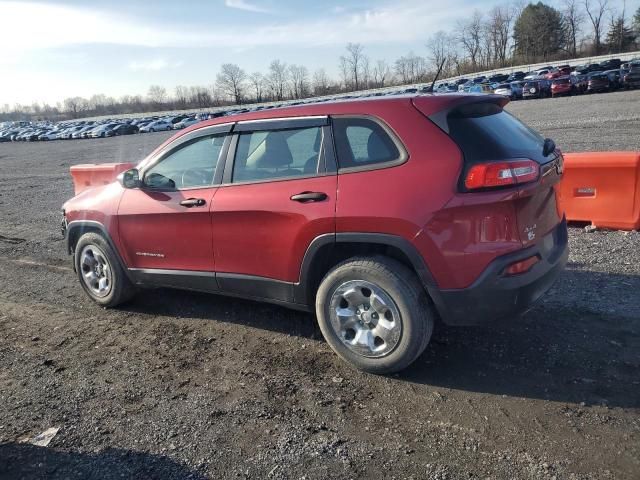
139 119 173 133
38 130 61 141
524 69 549 80
173 117 200 129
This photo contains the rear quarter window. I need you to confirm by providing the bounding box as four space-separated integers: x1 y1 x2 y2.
332 117 404 170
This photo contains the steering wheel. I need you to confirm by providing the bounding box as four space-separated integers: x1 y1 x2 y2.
180 168 210 188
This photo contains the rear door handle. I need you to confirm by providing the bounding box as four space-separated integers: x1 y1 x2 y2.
179 198 206 207
290 191 328 203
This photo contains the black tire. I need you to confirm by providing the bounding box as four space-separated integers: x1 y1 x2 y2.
315 256 434 374
74 232 135 307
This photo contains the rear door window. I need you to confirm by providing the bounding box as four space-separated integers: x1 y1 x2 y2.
232 127 322 183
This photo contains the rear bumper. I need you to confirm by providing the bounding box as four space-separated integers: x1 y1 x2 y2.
429 218 568 326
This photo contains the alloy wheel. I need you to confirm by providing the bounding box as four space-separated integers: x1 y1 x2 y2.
328 280 402 358
79 245 112 298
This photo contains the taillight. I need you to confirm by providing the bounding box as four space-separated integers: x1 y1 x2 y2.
464 159 539 190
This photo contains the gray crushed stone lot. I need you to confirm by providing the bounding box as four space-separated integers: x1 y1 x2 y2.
1 90 639 479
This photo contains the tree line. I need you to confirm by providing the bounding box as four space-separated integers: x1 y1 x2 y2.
2 1 639 122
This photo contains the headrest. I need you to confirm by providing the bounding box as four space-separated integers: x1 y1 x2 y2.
256 132 293 168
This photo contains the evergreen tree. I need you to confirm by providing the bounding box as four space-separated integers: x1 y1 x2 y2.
606 16 637 52
513 2 567 62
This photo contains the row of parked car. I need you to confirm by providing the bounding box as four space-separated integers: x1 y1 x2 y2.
0 113 216 143
2 58 639 144
435 57 640 100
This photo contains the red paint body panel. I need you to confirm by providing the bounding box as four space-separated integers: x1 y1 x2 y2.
211 175 337 282
117 187 218 271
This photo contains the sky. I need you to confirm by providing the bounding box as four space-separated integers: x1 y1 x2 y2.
0 0 634 106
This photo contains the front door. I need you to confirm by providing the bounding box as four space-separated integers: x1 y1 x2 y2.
118 133 228 273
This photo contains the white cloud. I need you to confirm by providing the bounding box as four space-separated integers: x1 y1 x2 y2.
224 0 271 13
128 58 183 72
0 0 459 53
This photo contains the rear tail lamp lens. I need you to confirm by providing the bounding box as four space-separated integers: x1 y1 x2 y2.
465 160 539 190
504 255 540 276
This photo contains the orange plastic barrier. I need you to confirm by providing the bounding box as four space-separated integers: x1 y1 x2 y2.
70 163 133 195
558 152 640 230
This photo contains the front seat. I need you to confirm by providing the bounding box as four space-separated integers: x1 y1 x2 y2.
256 132 299 177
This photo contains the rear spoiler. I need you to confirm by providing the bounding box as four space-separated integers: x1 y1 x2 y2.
412 95 509 134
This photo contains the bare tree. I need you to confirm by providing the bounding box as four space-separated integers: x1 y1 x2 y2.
288 64 309 99
584 0 609 54
248 72 264 102
395 52 428 84
372 59 391 87
457 11 483 69
361 56 371 89
341 43 366 90
563 0 585 56
312 68 330 95
486 5 515 66
174 86 189 109
216 63 246 104
339 56 351 90
267 60 288 101
147 85 167 105
427 31 457 77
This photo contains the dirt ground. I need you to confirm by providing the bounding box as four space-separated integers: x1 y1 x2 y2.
1 90 639 479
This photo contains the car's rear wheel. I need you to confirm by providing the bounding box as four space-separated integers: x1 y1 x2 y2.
315 256 434 374
75 233 135 307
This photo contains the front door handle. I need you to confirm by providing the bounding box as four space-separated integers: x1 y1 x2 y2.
179 198 206 208
290 191 328 203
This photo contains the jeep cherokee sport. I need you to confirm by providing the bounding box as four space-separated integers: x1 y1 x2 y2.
62 94 568 374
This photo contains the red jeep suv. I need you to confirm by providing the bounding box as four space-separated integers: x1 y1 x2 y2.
62 94 568 373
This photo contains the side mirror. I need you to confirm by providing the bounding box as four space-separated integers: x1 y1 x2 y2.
118 168 141 189
543 138 556 157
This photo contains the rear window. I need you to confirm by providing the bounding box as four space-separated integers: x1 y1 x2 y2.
446 102 547 164
554 78 570 84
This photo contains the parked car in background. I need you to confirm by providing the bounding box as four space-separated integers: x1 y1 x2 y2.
111 123 139 136
551 76 574 97
72 125 96 139
587 72 610 93
523 79 552 99
507 71 526 81
524 69 549 80
603 69 623 89
493 82 522 100
467 83 493 94
599 58 621 70
546 67 572 79
488 73 509 83
622 66 640 89
89 123 118 138
38 130 61 141
139 119 174 132
61 93 568 374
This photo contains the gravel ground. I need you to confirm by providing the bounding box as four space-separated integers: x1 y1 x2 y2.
1 90 639 479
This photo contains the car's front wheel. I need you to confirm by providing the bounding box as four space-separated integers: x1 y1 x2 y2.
315 257 434 374
75 232 135 307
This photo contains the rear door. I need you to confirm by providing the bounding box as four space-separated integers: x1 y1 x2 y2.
117 124 231 272
211 117 337 302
